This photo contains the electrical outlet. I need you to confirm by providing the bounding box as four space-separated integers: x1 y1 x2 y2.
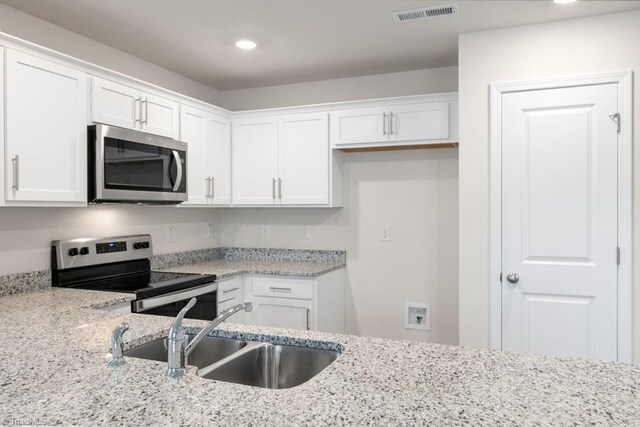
261 225 270 239
301 225 310 240
206 223 215 239
404 302 430 331
379 225 390 242
166 225 175 243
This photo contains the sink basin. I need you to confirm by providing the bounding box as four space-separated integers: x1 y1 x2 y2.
124 335 246 369
199 342 340 389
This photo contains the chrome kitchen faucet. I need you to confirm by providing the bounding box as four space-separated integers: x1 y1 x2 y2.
166 298 252 378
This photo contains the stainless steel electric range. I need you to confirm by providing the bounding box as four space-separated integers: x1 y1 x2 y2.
51 234 217 320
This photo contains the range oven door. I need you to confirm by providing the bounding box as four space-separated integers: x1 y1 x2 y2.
89 124 187 204
132 282 218 321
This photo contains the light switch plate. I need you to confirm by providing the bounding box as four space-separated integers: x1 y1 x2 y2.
206 223 215 239
301 225 310 240
261 225 270 239
166 225 175 243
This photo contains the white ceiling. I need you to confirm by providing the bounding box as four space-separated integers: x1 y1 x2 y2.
2 0 639 90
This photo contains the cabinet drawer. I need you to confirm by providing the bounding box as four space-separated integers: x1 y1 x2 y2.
218 279 242 300
251 277 313 300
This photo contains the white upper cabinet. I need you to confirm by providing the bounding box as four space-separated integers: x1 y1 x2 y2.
278 113 329 205
388 102 449 142
330 96 457 149
232 117 279 205
232 112 338 207
181 106 231 206
329 106 388 146
5 50 87 204
91 77 179 139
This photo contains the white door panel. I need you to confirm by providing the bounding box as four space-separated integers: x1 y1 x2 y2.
278 113 329 205
330 106 388 146
232 117 278 205
5 50 87 203
91 77 139 130
140 93 179 139
388 102 449 142
208 115 231 205
180 107 209 205
501 83 618 361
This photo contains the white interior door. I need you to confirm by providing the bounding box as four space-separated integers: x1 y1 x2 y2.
501 83 619 361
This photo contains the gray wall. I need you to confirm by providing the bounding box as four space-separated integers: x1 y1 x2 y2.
0 3 220 104
217 67 460 344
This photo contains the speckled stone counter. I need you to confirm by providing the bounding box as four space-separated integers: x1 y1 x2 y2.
1 288 640 426
160 258 345 279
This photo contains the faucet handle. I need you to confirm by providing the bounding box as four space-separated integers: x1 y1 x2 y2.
168 298 196 342
108 322 129 368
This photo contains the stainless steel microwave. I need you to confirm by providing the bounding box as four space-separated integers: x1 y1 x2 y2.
88 124 187 204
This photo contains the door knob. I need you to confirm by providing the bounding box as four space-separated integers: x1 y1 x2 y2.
506 273 519 284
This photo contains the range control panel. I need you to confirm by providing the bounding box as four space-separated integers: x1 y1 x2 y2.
96 241 128 254
52 234 153 270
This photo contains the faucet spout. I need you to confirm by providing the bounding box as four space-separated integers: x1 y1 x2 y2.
185 302 252 357
166 298 197 378
166 299 252 378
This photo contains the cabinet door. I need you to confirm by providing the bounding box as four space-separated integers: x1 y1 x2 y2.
140 93 179 139
278 113 329 205
388 102 450 142
232 117 278 205
180 106 210 205
208 114 231 205
329 106 388 146
5 50 87 203
250 297 313 331
91 77 140 130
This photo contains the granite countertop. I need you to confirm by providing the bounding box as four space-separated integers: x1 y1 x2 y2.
1 288 640 426
159 258 346 279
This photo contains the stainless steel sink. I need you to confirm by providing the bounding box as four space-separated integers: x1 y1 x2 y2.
199 342 340 389
124 335 246 369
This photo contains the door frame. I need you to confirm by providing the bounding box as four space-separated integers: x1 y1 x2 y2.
489 71 633 363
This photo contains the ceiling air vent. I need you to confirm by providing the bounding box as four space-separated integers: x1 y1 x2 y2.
392 4 459 23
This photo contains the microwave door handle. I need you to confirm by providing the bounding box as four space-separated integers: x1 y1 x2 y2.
171 150 183 192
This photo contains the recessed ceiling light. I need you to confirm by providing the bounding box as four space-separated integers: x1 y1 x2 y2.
554 0 577 4
235 40 257 50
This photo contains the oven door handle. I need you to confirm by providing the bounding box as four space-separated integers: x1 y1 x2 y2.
133 282 217 312
171 150 183 192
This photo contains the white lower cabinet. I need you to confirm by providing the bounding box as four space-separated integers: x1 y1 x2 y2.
217 276 245 324
243 268 345 333
4 49 88 205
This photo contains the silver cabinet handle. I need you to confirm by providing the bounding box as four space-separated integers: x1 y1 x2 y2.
11 155 19 191
306 308 311 331
205 177 211 198
134 98 141 125
211 177 215 199
278 178 282 200
272 178 276 199
142 98 148 125
222 287 239 294
389 112 394 135
269 286 292 292
218 297 237 305
506 273 520 284
172 150 183 192
383 112 387 135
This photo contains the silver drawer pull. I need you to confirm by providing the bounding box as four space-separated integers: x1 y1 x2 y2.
269 286 292 292
218 297 237 305
222 287 240 294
